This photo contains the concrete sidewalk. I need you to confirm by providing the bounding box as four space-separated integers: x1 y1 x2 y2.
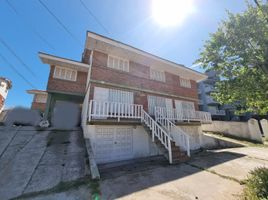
0 126 88 200
98 147 268 200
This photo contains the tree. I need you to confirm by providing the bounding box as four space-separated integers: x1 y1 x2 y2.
196 1 268 115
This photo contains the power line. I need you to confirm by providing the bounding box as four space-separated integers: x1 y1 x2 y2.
0 37 36 77
5 0 55 50
37 0 82 45
79 0 110 34
0 53 36 88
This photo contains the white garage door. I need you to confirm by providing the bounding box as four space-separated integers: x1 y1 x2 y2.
93 126 133 164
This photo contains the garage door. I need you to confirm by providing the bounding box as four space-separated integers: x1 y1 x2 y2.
51 101 80 129
93 127 133 164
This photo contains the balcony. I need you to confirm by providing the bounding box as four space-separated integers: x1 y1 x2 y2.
88 100 143 124
209 109 226 116
87 100 212 125
155 107 212 124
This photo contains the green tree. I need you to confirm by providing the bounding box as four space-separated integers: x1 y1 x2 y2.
196 1 268 115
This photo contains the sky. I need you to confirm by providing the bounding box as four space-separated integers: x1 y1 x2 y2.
0 0 248 108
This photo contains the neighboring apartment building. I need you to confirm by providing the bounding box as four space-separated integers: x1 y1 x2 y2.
27 90 48 112
198 70 229 120
0 77 12 113
38 31 212 164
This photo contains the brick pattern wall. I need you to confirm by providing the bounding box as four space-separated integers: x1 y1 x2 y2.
88 83 198 112
90 51 198 101
47 65 87 95
31 102 46 112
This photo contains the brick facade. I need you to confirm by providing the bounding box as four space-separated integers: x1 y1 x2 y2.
47 65 87 95
31 102 46 112
88 50 199 110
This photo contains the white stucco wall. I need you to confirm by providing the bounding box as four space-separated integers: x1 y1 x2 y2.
83 125 161 164
260 119 268 138
176 125 202 150
201 119 262 143
0 81 8 99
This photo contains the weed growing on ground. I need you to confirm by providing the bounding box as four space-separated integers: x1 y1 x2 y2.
89 180 101 200
242 167 268 200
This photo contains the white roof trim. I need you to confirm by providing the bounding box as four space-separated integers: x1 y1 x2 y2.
87 32 207 81
39 53 90 71
27 90 48 95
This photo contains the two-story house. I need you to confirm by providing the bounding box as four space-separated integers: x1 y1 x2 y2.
37 31 211 164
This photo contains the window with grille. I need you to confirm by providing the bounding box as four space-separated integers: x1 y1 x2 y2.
180 78 191 88
148 95 172 115
35 94 47 103
107 55 129 72
53 66 77 81
150 68 165 82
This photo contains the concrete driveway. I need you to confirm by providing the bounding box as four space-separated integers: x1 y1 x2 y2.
1 125 268 200
0 126 88 200
99 146 268 200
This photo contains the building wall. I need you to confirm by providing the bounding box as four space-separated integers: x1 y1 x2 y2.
47 65 87 95
31 102 46 112
88 51 199 110
83 124 162 164
0 81 8 99
201 119 263 143
88 83 198 112
0 95 4 112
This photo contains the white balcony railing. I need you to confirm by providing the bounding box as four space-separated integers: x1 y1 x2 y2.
155 109 190 156
155 107 212 123
88 100 143 121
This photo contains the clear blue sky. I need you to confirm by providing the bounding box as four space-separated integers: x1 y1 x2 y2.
0 0 247 108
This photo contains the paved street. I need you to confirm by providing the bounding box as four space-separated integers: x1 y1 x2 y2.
0 126 88 200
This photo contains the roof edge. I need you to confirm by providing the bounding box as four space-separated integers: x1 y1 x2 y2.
86 31 207 79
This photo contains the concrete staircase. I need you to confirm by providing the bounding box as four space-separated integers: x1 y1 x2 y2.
142 123 189 164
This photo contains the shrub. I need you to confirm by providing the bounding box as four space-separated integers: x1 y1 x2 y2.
243 167 268 200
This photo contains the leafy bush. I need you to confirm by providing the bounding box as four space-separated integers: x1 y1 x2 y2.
243 167 268 200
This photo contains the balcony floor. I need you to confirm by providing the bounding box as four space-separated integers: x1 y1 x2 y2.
87 118 141 125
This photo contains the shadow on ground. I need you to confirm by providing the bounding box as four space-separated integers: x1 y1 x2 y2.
98 150 246 199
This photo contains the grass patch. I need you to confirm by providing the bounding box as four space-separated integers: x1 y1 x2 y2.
242 167 268 200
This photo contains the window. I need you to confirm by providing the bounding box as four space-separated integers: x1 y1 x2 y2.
175 100 195 111
53 66 77 81
150 68 165 82
180 78 191 88
107 55 129 72
148 95 172 115
35 94 47 103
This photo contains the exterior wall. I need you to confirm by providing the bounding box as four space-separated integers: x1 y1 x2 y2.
88 83 197 112
201 119 263 143
261 119 268 139
83 125 162 164
31 102 46 112
87 50 199 110
0 95 4 112
47 65 87 95
0 81 8 99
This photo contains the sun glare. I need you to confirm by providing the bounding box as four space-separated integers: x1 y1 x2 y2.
152 0 194 27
